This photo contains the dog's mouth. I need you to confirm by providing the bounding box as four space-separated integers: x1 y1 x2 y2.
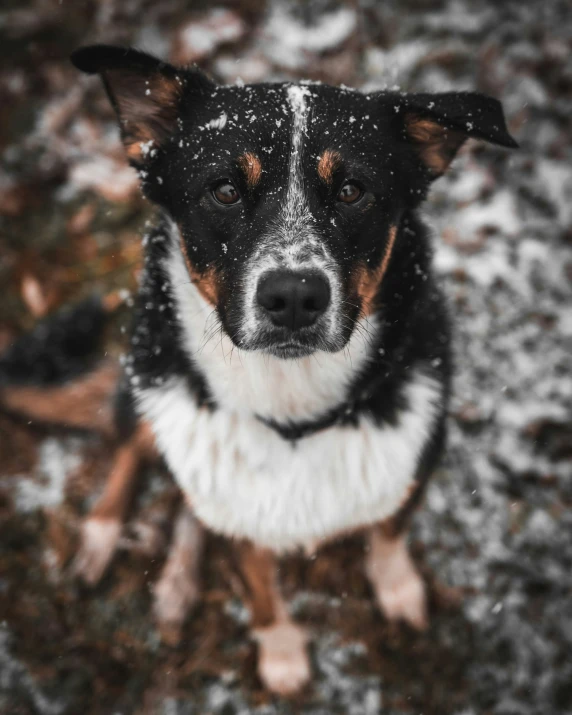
241 323 346 359
266 342 317 359
247 329 325 358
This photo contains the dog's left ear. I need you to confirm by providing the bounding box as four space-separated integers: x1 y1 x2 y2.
395 91 519 177
71 45 214 165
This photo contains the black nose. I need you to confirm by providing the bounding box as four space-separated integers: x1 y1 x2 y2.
257 271 331 331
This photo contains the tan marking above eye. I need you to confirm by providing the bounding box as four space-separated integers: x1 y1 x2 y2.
317 149 342 184
237 152 262 189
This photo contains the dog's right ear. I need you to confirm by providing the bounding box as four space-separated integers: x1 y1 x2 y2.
71 45 214 165
396 91 518 178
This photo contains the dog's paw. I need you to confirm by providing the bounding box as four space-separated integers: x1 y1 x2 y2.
72 517 122 585
373 567 428 631
254 621 311 696
153 563 200 645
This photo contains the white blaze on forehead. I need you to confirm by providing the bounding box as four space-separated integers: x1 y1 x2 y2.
237 85 345 346
206 111 228 130
284 85 312 229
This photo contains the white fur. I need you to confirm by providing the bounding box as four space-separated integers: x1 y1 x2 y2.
73 517 122 584
253 620 311 695
283 84 312 228
205 112 228 130
135 359 442 551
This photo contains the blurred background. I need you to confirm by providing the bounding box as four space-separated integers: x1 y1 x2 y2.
0 1 571 713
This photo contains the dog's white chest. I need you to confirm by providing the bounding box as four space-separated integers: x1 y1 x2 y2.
136 371 441 551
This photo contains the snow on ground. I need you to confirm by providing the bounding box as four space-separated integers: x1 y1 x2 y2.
0 0 571 713
9 438 83 513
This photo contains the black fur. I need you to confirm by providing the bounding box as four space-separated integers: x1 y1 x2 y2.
68 45 516 472
0 296 109 387
125 219 214 407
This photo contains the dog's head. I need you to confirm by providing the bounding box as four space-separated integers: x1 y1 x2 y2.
72 45 517 359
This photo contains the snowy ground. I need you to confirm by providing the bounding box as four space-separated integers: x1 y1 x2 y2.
1 1 571 713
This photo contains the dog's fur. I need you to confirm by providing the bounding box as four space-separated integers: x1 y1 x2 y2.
1 44 517 695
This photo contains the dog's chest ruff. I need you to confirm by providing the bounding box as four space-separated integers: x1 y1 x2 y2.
136 371 442 551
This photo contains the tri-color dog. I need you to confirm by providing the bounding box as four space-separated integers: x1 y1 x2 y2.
1 44 517 695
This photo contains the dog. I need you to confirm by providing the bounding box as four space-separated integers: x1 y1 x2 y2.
1 43 518 696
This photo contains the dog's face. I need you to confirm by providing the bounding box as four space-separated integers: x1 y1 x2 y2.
72 45 517 359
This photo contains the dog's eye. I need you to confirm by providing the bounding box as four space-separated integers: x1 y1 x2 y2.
213 181 240 205
337 182 363 204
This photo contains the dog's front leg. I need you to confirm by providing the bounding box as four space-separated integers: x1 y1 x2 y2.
73 422 155 584
364 519 428 630
153 501 204 644
235 541 311 695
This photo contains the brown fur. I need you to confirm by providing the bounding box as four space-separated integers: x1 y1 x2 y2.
353 225 398 315
235 541 282 629
0 361 119 437
317 149 342 184
405 115 466 175
125 134 154 162
90 437 140 521
133 419 158 461
179 232 220 306
90 421 156 521
108 71 182 163
101 291 124 313
237 152 262 189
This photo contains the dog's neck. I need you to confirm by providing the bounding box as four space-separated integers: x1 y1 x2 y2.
164 221 377 426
